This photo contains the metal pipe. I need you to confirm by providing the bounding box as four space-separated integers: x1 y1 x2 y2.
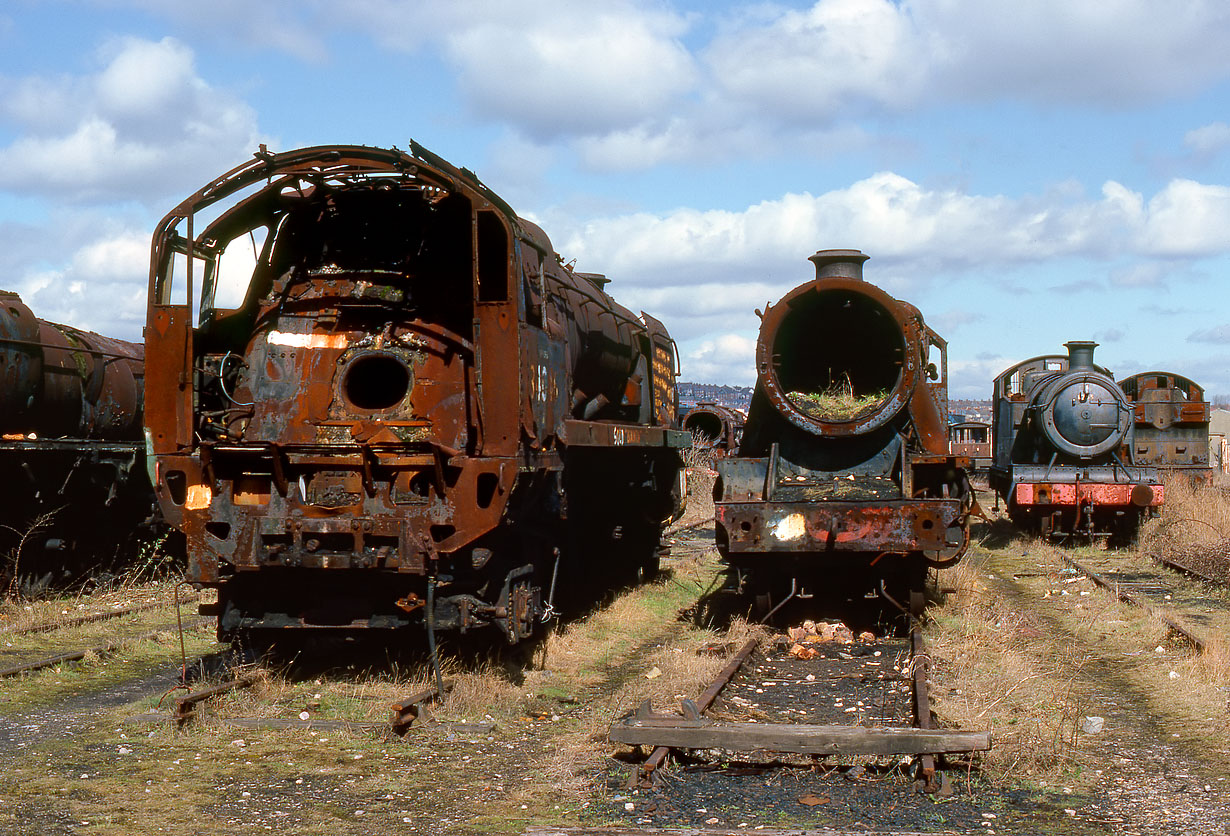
425 576 445 695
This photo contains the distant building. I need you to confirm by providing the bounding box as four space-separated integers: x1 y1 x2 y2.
1211 409 1230 473
678 382 753 412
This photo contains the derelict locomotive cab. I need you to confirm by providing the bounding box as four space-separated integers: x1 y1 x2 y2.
146 144 689 644
146 146 530 637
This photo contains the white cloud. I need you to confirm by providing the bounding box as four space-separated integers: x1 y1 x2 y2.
561 174 1230 294
0 37 265 203
10 228 150 340
1139 179 1230 256
1185 121 1230 156
684 333 758 385
705 0 935 121
707 0 1230 123
333 0 696 142
446 4 695 140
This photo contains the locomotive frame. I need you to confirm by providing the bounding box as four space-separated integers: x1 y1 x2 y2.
144 143 688 644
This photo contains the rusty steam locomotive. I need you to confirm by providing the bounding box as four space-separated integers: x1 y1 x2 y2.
990 342 1163 539
681 402 745 458
1119 371 1213 483
0 291 154 583
714 250 973 616
144 144 688 644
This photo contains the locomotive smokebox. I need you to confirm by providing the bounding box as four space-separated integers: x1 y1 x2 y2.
1065 340 1098 371
750 249 922 440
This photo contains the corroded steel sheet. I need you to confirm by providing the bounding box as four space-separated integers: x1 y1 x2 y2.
1014 481 1163 507
717 498 966 554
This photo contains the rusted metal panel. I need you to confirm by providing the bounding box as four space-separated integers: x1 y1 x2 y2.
1014 482 1163 507
1120 370 1212 478
561 420 690 449
717 498 966 553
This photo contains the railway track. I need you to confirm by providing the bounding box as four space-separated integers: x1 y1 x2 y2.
0 618 210 678
609 603 989 795
1146 547 1230 589
1057 553 1230 653
0 593 199 638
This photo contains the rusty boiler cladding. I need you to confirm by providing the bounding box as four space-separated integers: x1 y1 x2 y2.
144 143 688 643
714 249 974 607
0 291 152 578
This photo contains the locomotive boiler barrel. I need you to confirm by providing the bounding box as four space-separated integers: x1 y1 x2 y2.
751 249 916 438
0 291 144 440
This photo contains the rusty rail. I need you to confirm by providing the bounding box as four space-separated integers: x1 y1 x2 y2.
174 674 259 726
389 686 441 735
910 624 943 792
0 618 208 678
0 593 199 637
634 638 759 787
1061 555 1209 653
1145 550 1226 590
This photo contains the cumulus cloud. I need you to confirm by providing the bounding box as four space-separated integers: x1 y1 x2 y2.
1185 121 1230 156
708 0 1230 120
332 0 695 143
9 227 150 340
75 1 1230 171
559 174 1230 294
0 37 265 203
684 334 758 385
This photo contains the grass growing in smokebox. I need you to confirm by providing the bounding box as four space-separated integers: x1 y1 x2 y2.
787 374 888 421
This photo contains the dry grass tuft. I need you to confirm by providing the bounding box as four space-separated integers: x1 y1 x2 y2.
787 375 887 420
928 552 1090 782
1139 475 1230 584
441 663 524 718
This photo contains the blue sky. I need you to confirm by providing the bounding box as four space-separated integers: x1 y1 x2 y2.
3 0 1230 399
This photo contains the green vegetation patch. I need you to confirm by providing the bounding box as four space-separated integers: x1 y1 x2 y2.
787 384 887 420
